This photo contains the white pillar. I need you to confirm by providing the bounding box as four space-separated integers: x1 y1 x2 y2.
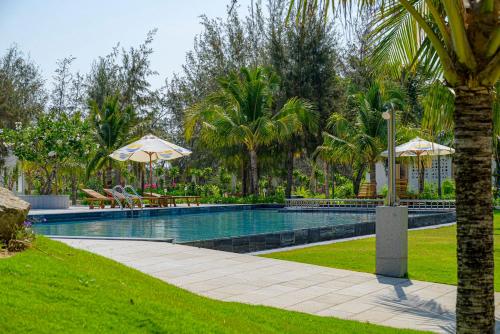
376 206 408 277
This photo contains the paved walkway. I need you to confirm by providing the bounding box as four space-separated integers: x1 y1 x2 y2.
59 239 500 333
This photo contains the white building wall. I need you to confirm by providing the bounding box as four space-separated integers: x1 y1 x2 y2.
368 156 453 193
0 152 24 194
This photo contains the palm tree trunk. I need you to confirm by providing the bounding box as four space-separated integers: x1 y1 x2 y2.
331 165 335 199
249 149 259 196
454 86 494 333
106 160 113 188
242 162 248 196
437 154 442 198
369 162 377 190
71 172 77 205
285 148 294 198
324 161 329 198
353 165 366 196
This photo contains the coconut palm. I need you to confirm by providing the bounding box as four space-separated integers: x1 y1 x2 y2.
317 83 404 195
87 95 135 187
292 0 500 331
186 67 315 195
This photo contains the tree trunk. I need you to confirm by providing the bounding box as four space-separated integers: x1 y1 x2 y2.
331 165 335 199
369 161 377 192
71 172 77 205
101 171 105 189
323 161 329 198
437 154 442 198
353 165 365 196
285 148 294 198
106 160 113 188
249 149 259 196
454 86 494 333
242 162 248 196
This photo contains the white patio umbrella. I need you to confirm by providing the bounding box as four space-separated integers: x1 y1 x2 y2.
109 134 191 194
381 137 455 193
381 137 455 158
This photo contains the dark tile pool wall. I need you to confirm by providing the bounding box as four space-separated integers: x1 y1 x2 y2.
182 211 456 253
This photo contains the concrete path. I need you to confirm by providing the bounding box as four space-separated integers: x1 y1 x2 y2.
58 239 500 333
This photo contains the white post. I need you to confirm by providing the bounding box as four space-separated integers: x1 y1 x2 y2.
377 108 408 278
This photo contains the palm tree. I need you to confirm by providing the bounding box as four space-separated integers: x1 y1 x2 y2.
87 95 135 188
318 83 404 195
186 67 315 196
292 1 499 331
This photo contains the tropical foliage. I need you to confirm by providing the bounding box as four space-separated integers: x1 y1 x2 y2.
290 0 500 332
186 67 316 195
1 112 90 195
86 95 136 187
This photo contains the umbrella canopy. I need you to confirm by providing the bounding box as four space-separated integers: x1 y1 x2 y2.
109 134 191 194
381 137 454 157
110 134 191 162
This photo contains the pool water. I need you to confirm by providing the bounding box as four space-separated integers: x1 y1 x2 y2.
33 209 381 242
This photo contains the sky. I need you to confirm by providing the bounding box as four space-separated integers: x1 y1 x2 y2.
0 0 251 89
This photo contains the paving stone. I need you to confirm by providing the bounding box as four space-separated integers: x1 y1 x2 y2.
59 239 500 334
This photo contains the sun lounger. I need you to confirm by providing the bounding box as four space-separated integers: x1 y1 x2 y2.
81 188 116 209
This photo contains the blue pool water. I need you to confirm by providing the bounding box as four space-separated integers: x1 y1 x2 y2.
33 209 380 242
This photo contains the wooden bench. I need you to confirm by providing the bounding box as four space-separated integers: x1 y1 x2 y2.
172 196 201 207
149 193 176 207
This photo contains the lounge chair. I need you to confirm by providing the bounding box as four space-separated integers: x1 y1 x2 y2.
81 188 117 209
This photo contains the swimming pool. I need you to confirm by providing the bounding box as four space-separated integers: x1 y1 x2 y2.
32 206 455 252
33 209 375 242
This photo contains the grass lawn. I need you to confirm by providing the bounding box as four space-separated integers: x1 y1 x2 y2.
0 237 422 334
264 211 500 291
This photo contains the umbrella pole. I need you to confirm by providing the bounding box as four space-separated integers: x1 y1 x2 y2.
149 153 153 196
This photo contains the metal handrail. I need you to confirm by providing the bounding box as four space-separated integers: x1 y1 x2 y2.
123 185 144 210
113 185 135 210
107 187 124 210
285 198 455 210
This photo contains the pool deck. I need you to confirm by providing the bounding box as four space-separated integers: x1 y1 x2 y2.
58 238 500 334
28 204 227 216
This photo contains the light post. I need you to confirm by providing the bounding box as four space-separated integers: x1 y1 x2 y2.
376 107 408 278
382 108 396 206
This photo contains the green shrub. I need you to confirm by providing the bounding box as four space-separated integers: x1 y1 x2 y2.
334 182 354 198
442 179 455 198
293 186 311 198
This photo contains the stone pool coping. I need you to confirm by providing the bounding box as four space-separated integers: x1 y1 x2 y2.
181 211 456 253
28 203 284 223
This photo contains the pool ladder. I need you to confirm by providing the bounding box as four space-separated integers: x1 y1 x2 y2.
111 185 140 211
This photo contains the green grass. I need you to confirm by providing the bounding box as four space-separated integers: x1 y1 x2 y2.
264 212 500 291
0 237 422 334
